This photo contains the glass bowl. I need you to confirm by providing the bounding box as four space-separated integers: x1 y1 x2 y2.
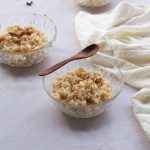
75 0 112 7
0 12 57 67
43 59 124 118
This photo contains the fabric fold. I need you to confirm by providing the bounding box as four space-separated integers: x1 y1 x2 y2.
132 88 150 139
75 1 150 140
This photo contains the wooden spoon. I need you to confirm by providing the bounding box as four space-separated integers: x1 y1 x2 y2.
39 44 99 76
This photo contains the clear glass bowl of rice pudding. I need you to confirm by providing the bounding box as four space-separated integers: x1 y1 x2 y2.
43 59 124 118
0 12 57 67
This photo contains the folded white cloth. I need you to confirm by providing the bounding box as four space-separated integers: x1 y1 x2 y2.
75 1 150 140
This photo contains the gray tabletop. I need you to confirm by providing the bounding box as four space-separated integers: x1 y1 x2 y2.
0 0 150 150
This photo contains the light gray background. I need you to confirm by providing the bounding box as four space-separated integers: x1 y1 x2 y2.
0 0 150 150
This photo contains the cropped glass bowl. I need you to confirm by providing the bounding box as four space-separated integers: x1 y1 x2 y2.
76 0 112 7
43 59 124 118
0 12 57 67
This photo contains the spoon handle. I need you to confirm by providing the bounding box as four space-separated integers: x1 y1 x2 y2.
39 57 73 76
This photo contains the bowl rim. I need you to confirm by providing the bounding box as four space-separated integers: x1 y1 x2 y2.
42 59 124 107
0 12 57 53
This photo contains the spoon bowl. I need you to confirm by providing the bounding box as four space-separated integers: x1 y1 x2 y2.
74 44 99 59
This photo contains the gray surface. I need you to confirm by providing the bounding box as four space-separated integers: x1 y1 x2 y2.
0 0 150 150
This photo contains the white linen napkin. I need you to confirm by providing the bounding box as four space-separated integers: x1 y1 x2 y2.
75 1 150 139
